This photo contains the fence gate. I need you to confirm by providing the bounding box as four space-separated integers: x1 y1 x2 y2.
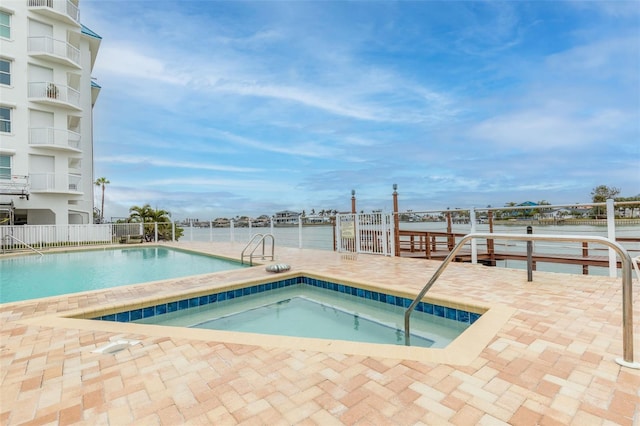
335 213 395 256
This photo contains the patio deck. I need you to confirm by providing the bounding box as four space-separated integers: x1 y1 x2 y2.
1 242 639 425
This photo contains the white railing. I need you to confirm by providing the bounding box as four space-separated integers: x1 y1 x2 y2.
29 173 82 192
28 82 81 109
68 174 81 191
0 175 30 194
1 201 636 275
29 127 81 150
28 36 80 66
1 224 112 250
28 0 80 24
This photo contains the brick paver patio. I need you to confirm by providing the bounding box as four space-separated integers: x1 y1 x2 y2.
1 242 638 425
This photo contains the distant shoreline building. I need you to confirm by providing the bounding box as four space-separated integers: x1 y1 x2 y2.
273 210 300 226
0 0 101 225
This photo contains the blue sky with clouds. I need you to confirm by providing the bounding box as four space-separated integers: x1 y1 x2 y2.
82 1 640 221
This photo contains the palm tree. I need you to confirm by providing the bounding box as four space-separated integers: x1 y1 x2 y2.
128 204 179 241
128 204 154 223
149 207 171 223
94 177 110 223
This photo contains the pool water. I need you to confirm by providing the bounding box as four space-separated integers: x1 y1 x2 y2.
0 247 246 303
196 296 436 347
133 284 470 348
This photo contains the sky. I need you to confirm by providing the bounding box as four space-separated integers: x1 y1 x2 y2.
81 0 640 221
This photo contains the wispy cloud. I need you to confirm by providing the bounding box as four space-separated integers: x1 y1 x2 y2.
96 156 262 173
468 108 630 149
83 1 640 219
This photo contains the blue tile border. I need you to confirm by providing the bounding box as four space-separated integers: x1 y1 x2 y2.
92 275 482 326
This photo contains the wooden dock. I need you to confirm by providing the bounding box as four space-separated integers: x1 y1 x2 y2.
398 230 639 273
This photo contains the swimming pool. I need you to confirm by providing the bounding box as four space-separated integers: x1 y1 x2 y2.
0 247 246 303
94 275 480 348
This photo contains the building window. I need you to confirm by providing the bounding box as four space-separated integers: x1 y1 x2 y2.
0 155 10 180
0 11 10 39
0 107 11 133
0 59 10 85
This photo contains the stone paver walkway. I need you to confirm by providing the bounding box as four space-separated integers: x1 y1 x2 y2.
1 242 639 425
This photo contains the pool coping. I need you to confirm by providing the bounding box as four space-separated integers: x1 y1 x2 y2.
17 270 515 365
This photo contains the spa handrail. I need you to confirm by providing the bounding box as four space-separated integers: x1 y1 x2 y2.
403 232 638 369
2 234 44 256
241 233 275 265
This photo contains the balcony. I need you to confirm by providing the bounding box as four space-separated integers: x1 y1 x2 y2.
0 175 30 199
30 173 82 194
29 127 81 152
28 82 81 111
28 36 81 69
28 0 80 27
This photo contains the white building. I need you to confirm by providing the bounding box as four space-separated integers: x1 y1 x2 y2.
273 210 300 226
0 0 101 225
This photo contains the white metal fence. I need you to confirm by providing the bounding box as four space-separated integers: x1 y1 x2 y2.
1 224 113 250
1 200 637 277
183 219 331 250
335 213 394 256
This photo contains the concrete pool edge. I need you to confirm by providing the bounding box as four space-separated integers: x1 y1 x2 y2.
17 271 516 365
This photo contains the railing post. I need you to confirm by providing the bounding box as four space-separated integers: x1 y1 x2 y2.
298 214 303 249
209 221 213 242
488 211 495 266
607 199 616 277
382 213 389 256
446 210 454 250
230 220 235 243
354 214 361 253
190 221 193 242
332 216 337 251
527 226 533 282
470 207 477 264
393 184 400 256
582 242 589 275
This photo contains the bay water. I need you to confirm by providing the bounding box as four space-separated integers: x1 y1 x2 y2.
181 222 639 276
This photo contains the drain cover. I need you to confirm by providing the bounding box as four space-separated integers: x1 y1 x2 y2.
91 339 140 354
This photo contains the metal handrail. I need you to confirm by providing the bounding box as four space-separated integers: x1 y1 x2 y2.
633 256 640 282
403 232 638 369
2 235 44 257
240 233 275 265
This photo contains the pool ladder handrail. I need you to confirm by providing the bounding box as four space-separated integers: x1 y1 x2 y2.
241 233 275 265
1 234 44 257
403 232 639 369
633 255 640 282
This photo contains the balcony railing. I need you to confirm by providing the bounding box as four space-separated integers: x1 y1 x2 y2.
0 175 30 198
30 173 82 193
28 0 80 26
29 127 81 151
28 36 81 68
28 82 81 110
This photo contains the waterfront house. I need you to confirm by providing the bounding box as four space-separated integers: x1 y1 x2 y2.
273 210 300 225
